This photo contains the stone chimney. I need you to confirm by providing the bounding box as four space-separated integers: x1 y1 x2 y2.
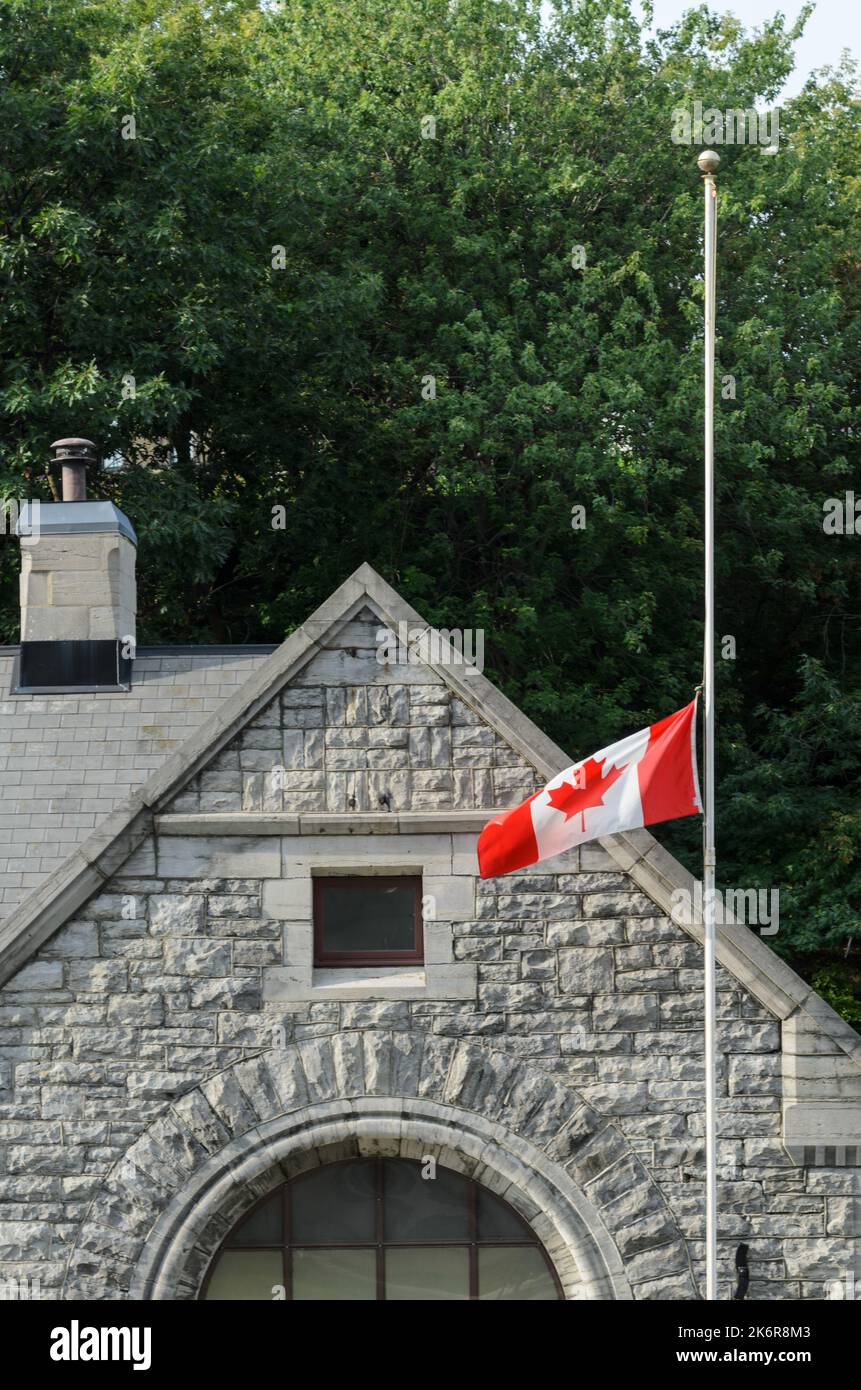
16 438 137 690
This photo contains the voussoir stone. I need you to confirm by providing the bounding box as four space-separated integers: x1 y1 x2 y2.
200 1070 259 1138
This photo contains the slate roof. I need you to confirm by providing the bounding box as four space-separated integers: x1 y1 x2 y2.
0 645 276 919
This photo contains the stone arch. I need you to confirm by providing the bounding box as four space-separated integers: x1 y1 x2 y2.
63 1033 696 1300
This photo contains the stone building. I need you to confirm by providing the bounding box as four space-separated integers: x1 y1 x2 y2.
0 454 859 1301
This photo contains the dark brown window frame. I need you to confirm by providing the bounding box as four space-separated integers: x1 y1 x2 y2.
313 875 424 967
200 1157 564 1301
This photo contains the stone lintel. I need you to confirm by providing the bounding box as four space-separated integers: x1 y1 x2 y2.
154 810 503 836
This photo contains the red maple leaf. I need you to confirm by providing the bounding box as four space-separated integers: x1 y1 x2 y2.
545 755 626 832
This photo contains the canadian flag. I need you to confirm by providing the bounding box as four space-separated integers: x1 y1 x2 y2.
478 700 702 879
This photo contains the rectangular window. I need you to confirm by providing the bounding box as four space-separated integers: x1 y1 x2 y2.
313 876 423 966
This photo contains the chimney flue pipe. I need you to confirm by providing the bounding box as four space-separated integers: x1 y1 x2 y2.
50 437 98 502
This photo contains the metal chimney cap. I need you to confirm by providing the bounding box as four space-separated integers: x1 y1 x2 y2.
50 437 99 462
16 499 137 546
51 437 98 502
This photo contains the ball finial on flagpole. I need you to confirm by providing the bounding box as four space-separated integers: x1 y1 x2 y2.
697 149 721 175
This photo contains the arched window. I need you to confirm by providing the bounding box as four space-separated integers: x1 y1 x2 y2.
202 1157 563 1301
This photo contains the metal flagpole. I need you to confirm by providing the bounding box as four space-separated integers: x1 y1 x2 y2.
698 147 720 1301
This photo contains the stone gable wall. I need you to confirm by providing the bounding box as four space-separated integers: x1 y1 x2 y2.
165 627 539 817
0 638 858 1301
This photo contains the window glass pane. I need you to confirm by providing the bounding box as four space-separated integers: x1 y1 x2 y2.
383 1159 470 1241
291 1160 377 1243
478 1247 559 1300
203 1159 563 1302
386 1248 470 1301
477 1187 530 1241
227 1190 282 1246
205 1250 283 1301
292 1249 376 1301
318 880 417 955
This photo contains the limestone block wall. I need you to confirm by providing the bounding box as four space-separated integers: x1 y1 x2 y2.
165 665 537 819
0 834 857 1301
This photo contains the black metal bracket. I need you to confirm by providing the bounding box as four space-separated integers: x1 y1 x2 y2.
732 1242 750 1300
